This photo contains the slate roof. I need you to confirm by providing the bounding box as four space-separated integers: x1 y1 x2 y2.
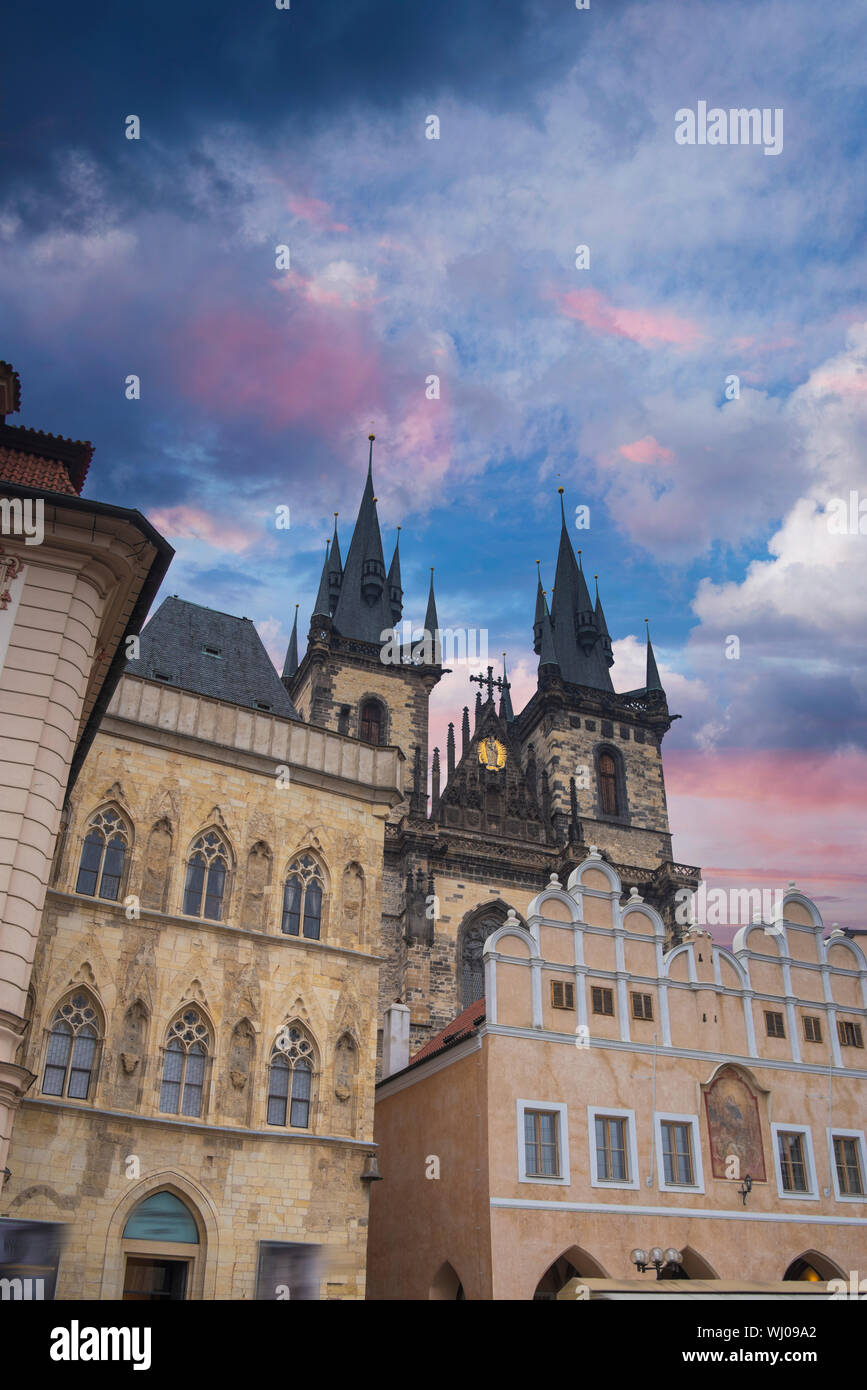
125 596 299 718
408 999 486 1066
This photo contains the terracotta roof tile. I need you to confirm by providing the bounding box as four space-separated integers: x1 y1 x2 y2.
0 448 78 495
410 998 486 1066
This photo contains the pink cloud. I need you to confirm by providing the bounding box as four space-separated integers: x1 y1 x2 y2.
665 748 867 932
619 435 675 465
176 303 384 431
552 287 703 348
147 504 254 554
286 194 348 232
809 370 867 397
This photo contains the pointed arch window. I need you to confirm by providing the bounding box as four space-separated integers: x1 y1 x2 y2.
461 916 500 1007
183 831 230 920
267 1027 315 1128
159 1010 210 1117
75 807 129 900
360 700 384 745
281 855 324 939
42 993 101 1100
598 753 619 816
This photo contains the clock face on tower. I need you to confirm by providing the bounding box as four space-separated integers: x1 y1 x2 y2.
478 737 506 771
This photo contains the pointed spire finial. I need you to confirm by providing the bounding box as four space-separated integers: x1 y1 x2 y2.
594 573 599 599
558 485 566 526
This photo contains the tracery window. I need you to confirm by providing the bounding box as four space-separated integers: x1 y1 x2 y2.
75 807 129 901
159 1010 210 1118
183 831 230 920
42 993 101 1100
281 855 324 939
267 1027 315 1128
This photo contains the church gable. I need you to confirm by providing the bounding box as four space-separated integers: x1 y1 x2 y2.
437 701 544 842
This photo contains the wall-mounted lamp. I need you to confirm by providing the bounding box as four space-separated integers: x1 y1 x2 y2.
738 1174 752 1206
630 1246 682 1279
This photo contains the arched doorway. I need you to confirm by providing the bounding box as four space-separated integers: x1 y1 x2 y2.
784 1251 845 1283
121 1190 201 1301
430 1260 465 1300
533 1246 607 1300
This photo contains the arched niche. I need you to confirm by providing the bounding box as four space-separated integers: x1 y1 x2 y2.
429 1260 466 1300
532 1245 608 1300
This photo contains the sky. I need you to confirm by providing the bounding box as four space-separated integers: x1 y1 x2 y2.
2 0 865 930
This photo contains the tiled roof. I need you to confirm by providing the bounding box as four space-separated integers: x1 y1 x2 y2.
410 999 486 1066
0 447 79 495
0 423 92 494
125 596 300 718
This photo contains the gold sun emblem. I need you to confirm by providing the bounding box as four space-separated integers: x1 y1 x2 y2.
478 736 507 771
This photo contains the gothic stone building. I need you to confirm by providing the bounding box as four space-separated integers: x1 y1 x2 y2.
285 447 700 1057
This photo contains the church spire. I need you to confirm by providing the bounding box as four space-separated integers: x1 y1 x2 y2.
538 592 560 677
499 653 515 722
387 527 403 625
282 603 299 681
533 561 546 654
645 619 663 692
327 513 343 613
331 431 392 643
312 540 332 619
424 568 441 664
594 575 613 669
544 487 613 691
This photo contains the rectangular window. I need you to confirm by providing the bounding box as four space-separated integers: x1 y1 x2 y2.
631 992 653 1021
803 1015 822 1043
591 986 614 1016
833 1136 865 1196
524 1110 560 1178
202 645 222 657
839 1020 864 1049
595 1115 628 1182
765 1010 786 1039
551 981 575 1010
777 1131 808 1192
661 1121 694 1186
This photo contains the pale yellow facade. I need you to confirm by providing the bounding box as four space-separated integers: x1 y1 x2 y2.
1 672 403 1299
368 852 867 1299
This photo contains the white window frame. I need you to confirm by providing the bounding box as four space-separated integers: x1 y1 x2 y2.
587 1105 639 1191
516 1098 570 1186
654 1111 705 1194
827 1128 867 1203
770 1122 819 1201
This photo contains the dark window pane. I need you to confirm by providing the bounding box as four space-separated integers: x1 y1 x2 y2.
43 1024 72 1095
182 1045 206 1117
159 1040 184 1113
303 880 322 940
99 837 127 901
281 877 302 935
76 834 103 896
203 862 225 921
267 1057 290 1126
290 1064 311 1127
68 1030 96 1099
183 856 206 916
